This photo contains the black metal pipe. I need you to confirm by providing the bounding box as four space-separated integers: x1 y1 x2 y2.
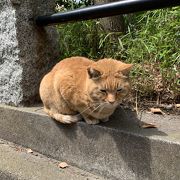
36 0 180 26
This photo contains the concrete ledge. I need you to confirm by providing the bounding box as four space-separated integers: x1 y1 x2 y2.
0 104 180 180
0 139 101 180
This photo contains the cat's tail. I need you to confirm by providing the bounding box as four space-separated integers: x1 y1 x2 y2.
44 107 82 124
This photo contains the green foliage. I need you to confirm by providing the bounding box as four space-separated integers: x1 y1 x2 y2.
56 5 180 102
57 20 100 59
123 8 180 101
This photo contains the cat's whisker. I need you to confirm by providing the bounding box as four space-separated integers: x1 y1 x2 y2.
93 102 103 106
76 106 92 116
77 102 105 116
97 105 105 118
91 103 104 113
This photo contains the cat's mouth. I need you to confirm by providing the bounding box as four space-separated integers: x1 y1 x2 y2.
104 102 119 108
88 102 117 118
92 101 118 111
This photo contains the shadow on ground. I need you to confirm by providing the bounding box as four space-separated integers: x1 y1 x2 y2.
54 106 167 179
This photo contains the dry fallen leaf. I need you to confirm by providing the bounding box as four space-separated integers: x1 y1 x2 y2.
140 122 157 129
149 108 165 115
175 104 180 108
58 162 69 169
27 148 33 153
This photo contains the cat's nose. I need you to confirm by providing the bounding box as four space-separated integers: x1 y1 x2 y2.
107 93 116 105
108 100 115 104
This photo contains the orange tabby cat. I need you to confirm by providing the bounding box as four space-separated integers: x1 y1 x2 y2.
39 56 132 124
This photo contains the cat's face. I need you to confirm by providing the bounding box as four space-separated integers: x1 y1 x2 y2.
86 59 132 108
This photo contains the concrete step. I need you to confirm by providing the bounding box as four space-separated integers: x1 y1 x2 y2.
0 139 102 180
0 104 180 180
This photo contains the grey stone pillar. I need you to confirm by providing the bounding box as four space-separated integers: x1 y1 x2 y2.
0 0 59 106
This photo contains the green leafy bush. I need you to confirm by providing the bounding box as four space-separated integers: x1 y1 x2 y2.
56 4 180 103
57 20 99 59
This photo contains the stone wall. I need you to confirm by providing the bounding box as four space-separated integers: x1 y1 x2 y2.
0 0 59 106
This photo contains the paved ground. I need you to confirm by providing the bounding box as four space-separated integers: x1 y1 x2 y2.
0 139 103 180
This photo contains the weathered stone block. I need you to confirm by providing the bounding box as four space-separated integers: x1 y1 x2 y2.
0 0 59 106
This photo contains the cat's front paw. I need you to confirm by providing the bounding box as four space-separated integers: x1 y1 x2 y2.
100 117 109 122
82 114 100 125
85 118 100 125
83 116 99 125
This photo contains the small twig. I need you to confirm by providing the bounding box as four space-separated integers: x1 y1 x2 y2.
135 90 139 115
156 93 160 105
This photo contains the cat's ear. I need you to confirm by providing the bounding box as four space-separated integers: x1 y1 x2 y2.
87 67 101 80
118 63 133 76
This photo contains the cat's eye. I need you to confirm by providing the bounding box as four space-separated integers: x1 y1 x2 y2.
100 89 106 93
117 88 123 92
